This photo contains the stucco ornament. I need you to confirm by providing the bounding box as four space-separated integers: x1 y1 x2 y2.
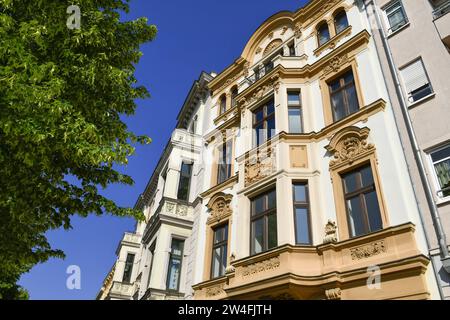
323 220 338 244
325 288 342 300
326 126 374 168
206 193 232 224
350 241 387 260
263 39 283 57
245 145 277 187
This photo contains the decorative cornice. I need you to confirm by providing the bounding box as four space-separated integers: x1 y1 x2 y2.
200 175 238 199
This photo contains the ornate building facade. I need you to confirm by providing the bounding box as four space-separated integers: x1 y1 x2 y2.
98 0 445 300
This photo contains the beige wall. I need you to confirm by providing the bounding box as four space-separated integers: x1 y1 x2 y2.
370 0 450 298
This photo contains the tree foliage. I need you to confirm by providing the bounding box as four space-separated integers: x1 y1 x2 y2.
0 0 157 299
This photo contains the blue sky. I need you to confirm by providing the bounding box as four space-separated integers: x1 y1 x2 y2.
19 0 309 300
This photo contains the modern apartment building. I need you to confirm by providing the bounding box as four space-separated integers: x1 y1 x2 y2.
98 0 447 300
362 0 450 299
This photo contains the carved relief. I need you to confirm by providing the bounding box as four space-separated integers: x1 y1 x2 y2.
281 26 288 35
294 22 302 38
245 145 277 187
241 257 280 277
206 193 233 224
206 284 225 297
326 127 375 168
323 54 349 74
325 288 342 300
238 74 280 109
350 241 387 260
263 39 283 57
323 220 338 244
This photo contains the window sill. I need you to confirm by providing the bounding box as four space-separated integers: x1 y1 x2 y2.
314 26 352 57
407 92 436 109
436 196 450 207
387 22 410 38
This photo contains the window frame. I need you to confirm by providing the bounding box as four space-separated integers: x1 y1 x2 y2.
217 140 233 185
252 98 276 147
231 87 238 108
328 69 360 122
177 162 193 201
122 252 135 284
166 238 185 292
292 182 312 245
219 95 227 115
399 58 434 105
287 90 303 134
250 188 278 255
333 10 349 35
341 164 383 238
383 0 409 34
210 223 229 279
428 143 450 200
317 22 331 47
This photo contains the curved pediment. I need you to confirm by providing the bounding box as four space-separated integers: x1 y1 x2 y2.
240 11 296 65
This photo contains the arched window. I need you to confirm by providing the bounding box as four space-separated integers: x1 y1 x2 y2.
231 86 238 108
219 94 227 114
334 10 349 34
317 22 330 46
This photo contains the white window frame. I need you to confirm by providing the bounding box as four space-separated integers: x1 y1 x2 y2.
428 143 450 202
382 0 409 35
399 57 434 106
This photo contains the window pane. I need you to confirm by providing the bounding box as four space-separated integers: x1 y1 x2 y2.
221 245 228 275
361 166 374 187
267 116 276 140
331 91 345 121
288 108 302 133
343 171 359 194
344 71 354 84
335 11 349 34
268 190 276 210
254 123 265 147
295 207 310 244
318 24 330 45
346 84 359 114
347 196 366 237
364 191 383 232
252 218 264 254
253 195 265 215
434 159 450 195
288 92 300 105
293 184 307 202
254 109 264 123
171 239 183 256
267 100 275 115
431 146 450 162
212 247 221 278
167 258 181 290
387 5 406 31
267 213 278 250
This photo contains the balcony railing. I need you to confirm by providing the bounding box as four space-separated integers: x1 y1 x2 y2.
245 62 274 85
433 1 450 19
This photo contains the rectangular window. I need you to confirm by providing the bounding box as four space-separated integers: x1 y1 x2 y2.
384 0 408 33
166 238 184 291
430 145 450 198
211 224 228 279
177 162 193 201
122 253 135 283
217 140 233 184
293 183 311 245
288 43 296 56
146 241 156 290
253 99 276 147
251 189 277 255
328 70 359 122
400 58 433 103
342 165 383 238
288 91 303 133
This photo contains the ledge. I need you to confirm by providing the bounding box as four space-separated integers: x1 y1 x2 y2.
200 175 239 199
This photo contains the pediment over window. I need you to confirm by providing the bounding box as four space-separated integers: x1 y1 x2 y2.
325 126 375 168
206 192 233 225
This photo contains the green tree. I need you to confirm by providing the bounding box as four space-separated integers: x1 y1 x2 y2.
0 0 156 299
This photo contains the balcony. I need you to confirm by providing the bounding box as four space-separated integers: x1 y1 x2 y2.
109 281 134 299
433 1 450 47
193 223 431 300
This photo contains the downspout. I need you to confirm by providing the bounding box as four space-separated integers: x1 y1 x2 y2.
362 0 450 288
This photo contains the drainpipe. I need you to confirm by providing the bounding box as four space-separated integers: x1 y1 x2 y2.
362 0 450 289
